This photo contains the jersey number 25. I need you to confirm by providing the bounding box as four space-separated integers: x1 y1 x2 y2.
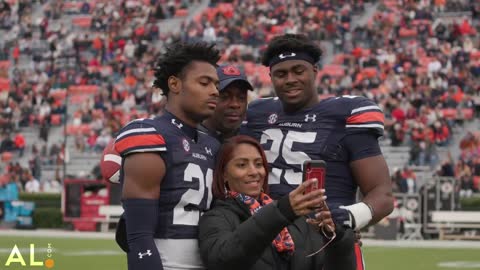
260 129 316 185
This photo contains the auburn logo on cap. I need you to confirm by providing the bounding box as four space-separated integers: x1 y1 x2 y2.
222 65 241 76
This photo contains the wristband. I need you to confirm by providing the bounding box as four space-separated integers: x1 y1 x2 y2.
339 202 372 230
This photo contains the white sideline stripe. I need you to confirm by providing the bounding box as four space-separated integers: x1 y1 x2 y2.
351 105 381 114
363 239 480 249
116 127 156 140
0 248 57 253
0 248 122 256
62 250 123 256
104 154 121 164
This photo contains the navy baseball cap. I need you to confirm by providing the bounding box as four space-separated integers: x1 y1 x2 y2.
217 64 253 91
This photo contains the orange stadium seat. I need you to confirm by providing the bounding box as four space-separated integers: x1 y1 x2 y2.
471 51 480 61
411 19 431 26
68 85 99 95
462 108 474 120
399 28 418 38
362 67 377 78
72 16 92 28
441 108 456 119
321 65 345 77
69 95 88 104
0 78 9 91
0 61 10 69
243 62 255 76
473 176 480 191
50 114 62 126
1 152 13 163
50 90 67 100
175 9 188 17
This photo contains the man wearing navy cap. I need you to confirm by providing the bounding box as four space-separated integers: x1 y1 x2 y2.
200 64 253 142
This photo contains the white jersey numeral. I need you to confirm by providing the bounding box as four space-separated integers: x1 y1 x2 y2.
260 129 317 185
173 163 213 226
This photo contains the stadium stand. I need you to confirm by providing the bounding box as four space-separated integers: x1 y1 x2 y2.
0 0 479 237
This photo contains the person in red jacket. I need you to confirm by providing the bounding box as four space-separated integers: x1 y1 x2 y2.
13 132 25 157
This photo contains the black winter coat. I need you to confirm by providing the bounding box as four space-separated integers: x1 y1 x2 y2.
198 196 356 270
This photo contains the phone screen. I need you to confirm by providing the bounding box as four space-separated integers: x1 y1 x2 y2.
303 161 326 194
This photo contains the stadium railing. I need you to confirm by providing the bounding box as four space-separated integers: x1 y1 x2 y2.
97 205 123 232
431 211 480 240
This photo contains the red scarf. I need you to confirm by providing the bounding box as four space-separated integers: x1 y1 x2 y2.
228 191 295 255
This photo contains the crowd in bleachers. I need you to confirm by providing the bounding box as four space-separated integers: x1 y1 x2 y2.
0 0 479 197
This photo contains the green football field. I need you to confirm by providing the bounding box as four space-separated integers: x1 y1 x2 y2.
0 236 478 270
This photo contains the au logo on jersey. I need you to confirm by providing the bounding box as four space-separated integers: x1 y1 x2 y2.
304 114 316 122
268 113 278 124
182 139 190 152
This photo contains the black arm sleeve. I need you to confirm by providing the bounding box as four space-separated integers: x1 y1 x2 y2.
123 199 164 270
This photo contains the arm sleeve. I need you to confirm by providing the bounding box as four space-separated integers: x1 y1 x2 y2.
115 121 166 156
343 132 382 162
123 199 163 270
198 197 296 270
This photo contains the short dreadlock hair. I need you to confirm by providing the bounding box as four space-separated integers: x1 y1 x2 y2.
152 42 221 96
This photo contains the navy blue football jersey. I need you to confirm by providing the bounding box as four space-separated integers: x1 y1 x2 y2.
241 96 384 206
115 111 220 240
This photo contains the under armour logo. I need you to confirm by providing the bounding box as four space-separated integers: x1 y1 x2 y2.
138 250 152 259
171 119 183 129
304 114 316 122
205 147 212 155
279 52 296 59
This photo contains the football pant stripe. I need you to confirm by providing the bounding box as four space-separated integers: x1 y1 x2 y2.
115 134 166 155
347 111 384 125
354 242 365 270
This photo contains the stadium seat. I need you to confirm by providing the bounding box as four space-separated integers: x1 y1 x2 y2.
72 16 93 28
0 78 9 91
1 152 13 163
174 9 188 17
68 85 99 95
50 114 62 126
399 28 418 38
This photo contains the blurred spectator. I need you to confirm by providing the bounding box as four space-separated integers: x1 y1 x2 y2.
13 132 25 157
42 178 61 193
24 173 40 193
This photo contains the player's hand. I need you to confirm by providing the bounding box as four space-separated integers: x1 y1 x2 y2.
306 203 336 234
355 230 362 247
329 204 356 229
288 178 326 216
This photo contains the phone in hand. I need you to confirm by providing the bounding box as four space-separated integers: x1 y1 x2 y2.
303 160 326 194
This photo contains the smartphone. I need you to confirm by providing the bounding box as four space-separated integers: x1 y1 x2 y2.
303 160 326 194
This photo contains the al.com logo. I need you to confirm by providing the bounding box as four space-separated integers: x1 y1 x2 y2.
3 244 54 268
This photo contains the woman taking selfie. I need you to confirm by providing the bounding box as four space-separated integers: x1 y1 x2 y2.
199 135 356 270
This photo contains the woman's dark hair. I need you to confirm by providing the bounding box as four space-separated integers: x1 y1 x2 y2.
261 33 323 66
212 135 269 199
152 42 220 96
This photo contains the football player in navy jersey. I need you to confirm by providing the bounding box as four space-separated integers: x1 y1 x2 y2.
199 64 253 143
241 34 393 269
114 42 221 270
